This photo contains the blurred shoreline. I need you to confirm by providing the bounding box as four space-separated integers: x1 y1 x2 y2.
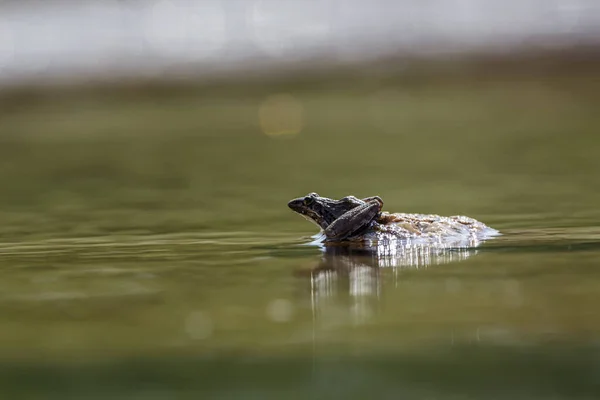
1 45 599 105
1 0 599 88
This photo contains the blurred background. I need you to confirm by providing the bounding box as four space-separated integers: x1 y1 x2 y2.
1 1 600 399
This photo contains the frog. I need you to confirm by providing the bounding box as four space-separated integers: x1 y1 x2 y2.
288 192 498 243
287 192 383 241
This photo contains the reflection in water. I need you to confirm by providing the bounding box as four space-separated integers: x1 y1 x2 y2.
304 234 489 326
309 255 381 326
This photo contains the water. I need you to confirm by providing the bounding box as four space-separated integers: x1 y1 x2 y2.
0 63 599 398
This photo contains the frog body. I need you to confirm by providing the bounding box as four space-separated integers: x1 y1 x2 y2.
288 192 498 245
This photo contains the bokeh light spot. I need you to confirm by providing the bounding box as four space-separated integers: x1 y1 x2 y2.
445 277 462 293
184 311 213 340
266 298 293 322
259 93 304 137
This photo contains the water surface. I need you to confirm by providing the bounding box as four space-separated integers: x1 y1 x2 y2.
0 65 599 398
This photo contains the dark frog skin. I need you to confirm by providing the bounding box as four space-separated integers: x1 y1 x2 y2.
288 192 499 244
287 193 383 241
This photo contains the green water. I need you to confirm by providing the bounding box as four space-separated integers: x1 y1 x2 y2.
0 63 599 399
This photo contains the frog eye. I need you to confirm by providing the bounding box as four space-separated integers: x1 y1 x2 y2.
303 196 314 205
